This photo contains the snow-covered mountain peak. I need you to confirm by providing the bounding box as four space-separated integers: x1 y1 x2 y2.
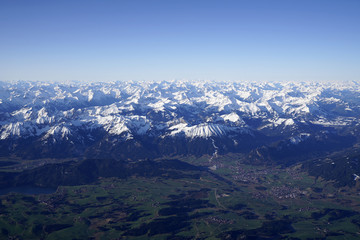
0 80 359 145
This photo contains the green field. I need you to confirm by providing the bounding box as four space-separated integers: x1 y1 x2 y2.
1 155 360 239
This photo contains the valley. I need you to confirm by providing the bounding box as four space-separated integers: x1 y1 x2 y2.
1 153 360 239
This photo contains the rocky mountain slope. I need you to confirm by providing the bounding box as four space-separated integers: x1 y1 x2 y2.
0 80 359 160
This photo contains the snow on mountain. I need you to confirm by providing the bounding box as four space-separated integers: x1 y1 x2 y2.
168 122 232 138
0 80 359 144
43 124 72 140
1 122 24 139
221 112 242 123
289 133 311 144
183 123 230 138
36 107 55 124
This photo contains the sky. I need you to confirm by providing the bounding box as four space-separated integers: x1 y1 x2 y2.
0 0 359 82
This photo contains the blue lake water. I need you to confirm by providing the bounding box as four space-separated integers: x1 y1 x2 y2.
0 186 57 195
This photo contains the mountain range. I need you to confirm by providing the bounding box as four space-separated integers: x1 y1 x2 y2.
0 80 359 162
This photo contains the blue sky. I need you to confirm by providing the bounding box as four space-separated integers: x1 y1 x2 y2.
1 0 359 82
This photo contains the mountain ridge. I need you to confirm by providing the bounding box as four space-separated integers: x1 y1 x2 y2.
0 80 359 159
